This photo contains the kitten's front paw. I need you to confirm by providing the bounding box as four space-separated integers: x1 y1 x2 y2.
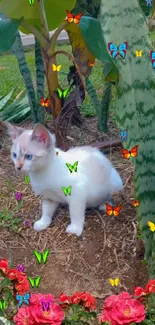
33 219 51 232
66 224 83 236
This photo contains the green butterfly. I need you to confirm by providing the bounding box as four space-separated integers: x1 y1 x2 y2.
28 276 41 288
24 175 30 184
29 0 35 4
33 249 49 264
57 88 70 99
66 161 78 173
62 186 72 196
0 299 7 310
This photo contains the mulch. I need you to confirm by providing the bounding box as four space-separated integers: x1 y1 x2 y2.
0 115 148 311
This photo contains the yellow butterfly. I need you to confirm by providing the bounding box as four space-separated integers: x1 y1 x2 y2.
109 278 119 287
52 64 62 71
148 221 155 232
135 50 143 57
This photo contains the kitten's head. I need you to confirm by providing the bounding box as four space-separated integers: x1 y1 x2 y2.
5 122 56 173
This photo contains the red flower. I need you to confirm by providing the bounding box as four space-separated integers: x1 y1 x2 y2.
80 292 96 310
145 279 155 294
0 258 9 274
59 293 71 308
134 287 147 302
7 269 18 280
71 292 82 304
15 277 30 295
99 292 145 325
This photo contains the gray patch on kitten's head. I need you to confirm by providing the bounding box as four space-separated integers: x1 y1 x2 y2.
6 123 56 173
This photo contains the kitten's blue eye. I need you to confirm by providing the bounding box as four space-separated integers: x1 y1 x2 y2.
13 152 17 158
25 154 33 160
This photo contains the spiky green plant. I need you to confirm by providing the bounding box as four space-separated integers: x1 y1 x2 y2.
100 0 155 277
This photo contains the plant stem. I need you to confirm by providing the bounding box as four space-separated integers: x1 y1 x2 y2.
20 18 48 50
48 21 68 56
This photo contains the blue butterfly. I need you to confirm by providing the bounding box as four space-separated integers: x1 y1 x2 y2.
16 293 30 307
120 130 128 142
150 51 155 68
108 42 128 59
145 0 152 7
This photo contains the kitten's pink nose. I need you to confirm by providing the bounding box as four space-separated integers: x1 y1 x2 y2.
15 162 23 170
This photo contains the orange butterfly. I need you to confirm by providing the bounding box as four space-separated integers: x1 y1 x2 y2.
121 145 138 159
89 61 95 67
66 10 83 24
40 98 50 107
131 199 139 207
105 204 122 217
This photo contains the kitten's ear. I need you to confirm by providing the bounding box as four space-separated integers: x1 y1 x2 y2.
30 123 55 148
4 122 25 141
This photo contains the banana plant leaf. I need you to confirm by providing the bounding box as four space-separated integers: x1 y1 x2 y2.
100 0 155 277
65 20 95 78
0 16 22 52
79 16 119 82
0 0 76 34
11 31 38 123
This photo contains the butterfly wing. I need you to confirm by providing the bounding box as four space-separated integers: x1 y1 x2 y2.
24 293 30 305
57 88 63 98
57 65 62 71
35 276 41 288
33 250 42 264
42 249 49 264
73 12 83 24
121 148 130 159
40 98 45 106
45 99 50 107
119 42 128 59
109 278 115 286
52 64 56 71
16 294 23 307
28 277 35 288
62 187 67 196
63 88 70 98
67 186 72 196
148 221 155 232
108 43 118 59
66 10 74 23
114 278 119 286
66 163 73 173
130 145 138 157
106 204 113 216
73 161 78 172
113 205 122 217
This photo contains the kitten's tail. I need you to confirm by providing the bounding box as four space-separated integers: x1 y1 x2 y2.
111 168 123 193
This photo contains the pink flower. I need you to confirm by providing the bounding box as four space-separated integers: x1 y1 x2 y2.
99 292 145 325
31 301 64 325
14 306 35 325
29 293 55 306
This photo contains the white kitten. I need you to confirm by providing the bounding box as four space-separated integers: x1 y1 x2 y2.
6 122 123 236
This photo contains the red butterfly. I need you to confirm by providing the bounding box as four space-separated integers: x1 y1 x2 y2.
66 10 83 24
40 98 50 107
89 61 95 67
121 145 138 159
105 204 122 217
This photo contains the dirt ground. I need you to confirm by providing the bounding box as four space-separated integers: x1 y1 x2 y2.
0 115 148 311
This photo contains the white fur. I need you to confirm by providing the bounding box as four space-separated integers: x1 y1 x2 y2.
7 123 123 236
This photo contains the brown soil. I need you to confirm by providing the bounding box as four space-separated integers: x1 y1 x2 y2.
0 116 148 311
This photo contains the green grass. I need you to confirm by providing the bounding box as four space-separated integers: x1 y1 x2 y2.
0 43 105 118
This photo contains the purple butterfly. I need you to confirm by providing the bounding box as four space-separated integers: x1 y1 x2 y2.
15 192 22 201
41 298 51 312
25 220 30 228
17 264 25 272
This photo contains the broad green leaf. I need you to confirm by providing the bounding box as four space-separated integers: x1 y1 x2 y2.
0 17 22 52
79 16 118 81
0 278 11 290
0 0 76 34
0 89 15 111
65 21 95 78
